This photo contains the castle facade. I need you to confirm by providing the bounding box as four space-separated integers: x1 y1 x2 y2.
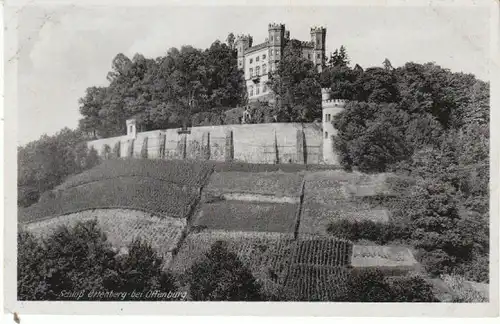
236 23 327 102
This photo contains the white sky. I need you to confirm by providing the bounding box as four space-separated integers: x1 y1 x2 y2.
15 4 491 145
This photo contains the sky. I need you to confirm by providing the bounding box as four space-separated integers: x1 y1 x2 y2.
15 4 492 145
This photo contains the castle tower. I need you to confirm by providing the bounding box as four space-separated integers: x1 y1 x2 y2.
321 88 347 165
236 34 253 71
268 23 286 68
126 118 137 139
310 26 327 72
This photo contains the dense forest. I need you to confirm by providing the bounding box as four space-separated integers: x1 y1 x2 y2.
18 35 489 283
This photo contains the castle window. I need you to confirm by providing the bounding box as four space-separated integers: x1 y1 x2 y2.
129 125 133 134
249 68 253 77
249 85 254 97
262 64 267 75
256 66 260 76
262 54 266 60
325 131 328 139
256 56 259 62
256 85 260 95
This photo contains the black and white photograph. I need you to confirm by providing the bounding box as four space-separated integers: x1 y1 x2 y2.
2 0 498 317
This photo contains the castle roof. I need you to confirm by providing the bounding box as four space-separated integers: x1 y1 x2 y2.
246 41 269 54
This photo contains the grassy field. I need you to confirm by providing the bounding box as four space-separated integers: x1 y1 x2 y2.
56 159 214 190
19 177 198 222
204 171 304 197
192 200 299 233
23 209 186 262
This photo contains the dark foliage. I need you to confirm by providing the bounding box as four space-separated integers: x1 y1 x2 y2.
18 220 179 301
327 219 411 245
187 241 263 301
17 129 101 207
337 269 437 302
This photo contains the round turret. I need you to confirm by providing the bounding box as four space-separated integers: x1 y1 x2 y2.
321 88 348 165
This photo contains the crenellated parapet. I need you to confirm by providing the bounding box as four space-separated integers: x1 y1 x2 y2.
323 99 348 106
268 23 285 30
310 26 326 33
300 40 314 48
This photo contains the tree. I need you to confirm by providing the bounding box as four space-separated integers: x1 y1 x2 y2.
103 239 178 300
226 32 235 50
17 129 100 207
328 45 350 67
18 221 179 301
188 241 263 301
268 39 322 122
383 58 393 70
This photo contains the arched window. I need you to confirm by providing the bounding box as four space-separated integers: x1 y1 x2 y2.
325 131 328 139
249 85 254 97
256 85 260 95
249 68 253 77
262 64 267 75
129 125 133 134
256 66 260 76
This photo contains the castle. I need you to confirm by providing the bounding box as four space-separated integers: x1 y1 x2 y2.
236 23 327 102
87 88 346 165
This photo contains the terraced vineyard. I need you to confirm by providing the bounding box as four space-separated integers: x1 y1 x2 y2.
19 177 198 222
192 200 299 233
56 159 214 190
204 171 304 198
171 229 355 298
170 230 295 293
284 264 350 301
298 170 393 236
291 237 352 267
23 209 186 263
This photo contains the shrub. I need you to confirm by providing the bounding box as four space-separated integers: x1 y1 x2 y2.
17 230 49 300
102 239 179 301
441 275 488 302
18 220 179 301
336 269 393 302
187 241 263 301
419 249 457 277
327 219 411 245
337 269 437 302
385 275 437 302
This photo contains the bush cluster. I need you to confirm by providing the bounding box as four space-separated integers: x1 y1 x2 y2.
18 220 178 301
336 269 437 302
